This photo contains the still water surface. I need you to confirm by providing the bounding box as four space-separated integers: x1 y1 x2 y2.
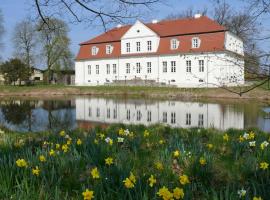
0 97 269 132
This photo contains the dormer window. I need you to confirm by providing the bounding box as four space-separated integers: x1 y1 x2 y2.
92 46 98 55
170 39 179 50
106 45 113 54
192 37 201 48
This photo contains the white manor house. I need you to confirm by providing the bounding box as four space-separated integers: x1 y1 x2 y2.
75 15 244 87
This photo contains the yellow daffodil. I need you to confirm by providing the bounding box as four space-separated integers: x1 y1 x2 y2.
248 131 255 140
118 128 124 135
94 139 99 144
55 143 60 150
173 150 180 158
260 162 269 170
173 187 184 199
39 155 46 162
199 157 206 165
123 177 134 188
49 149 55 156
239 135 244 142
148 175 157 187
260 141 269 150
129 172 136 184
62 144 68 153
179 174 190 185
105 157 113 166
91 167 100 179
99 133 105 140
159 139 165 145
67 139 72 145
59 130 65 136
16 159 28 168
223 133 229 142
32 166 40 176
206 143 213 149
253 197 263 200
144 130 150 137
157 186 173 200
82 189 94 200
155 162 164 170
77 139 82 145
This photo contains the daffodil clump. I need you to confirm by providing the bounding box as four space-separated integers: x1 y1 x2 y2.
0 126 269 199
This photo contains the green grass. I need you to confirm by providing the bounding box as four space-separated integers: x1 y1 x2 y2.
0 125 270 200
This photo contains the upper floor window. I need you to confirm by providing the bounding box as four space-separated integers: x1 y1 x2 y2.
113 64 117 74
106 64 110 74
88 65 91 75
126 43 130 53
171 61 176 72
136 42 141 52
92 46 98 55
163 61 167 73
186 60 191 72
192 37 200 48
126 63 130 74
147 62 151 73
199 60 204 72
106 45 113 54
170 39 179 50
147 41 152 51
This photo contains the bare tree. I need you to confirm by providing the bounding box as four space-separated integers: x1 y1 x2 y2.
33 0 162 30
12 19 37 78
37 18 72 83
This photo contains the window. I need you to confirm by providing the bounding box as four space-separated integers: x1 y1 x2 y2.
136 63 141 73
96 108 100 117
106 64 110 74
136 42 141 52
171 112 176 124
186 113 191 125
126 63 130 74
186 60 191 72
107 108 110 119
106 45 113 54
199 60 204 72
127 109 130 120
171 61 176 72
88 65 91 75
88 107 92 117
92 46 98 55
192 37 200 48
126 43 130 53
147 62 151 73
136 110 141 121
113 64 117 74
198 114 204 127
170 39 179 50
113 109 117 119
147 111 151 122
147 41 152 51
163 61 167 73
96 65 99 74
163 112 167 123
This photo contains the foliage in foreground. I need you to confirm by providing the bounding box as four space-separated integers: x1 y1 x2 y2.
0 125 270 200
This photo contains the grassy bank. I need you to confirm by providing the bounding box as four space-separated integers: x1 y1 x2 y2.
0 125 270 199
0 83 269 101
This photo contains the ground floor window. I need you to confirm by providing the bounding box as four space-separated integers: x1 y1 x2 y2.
186 60 191 72
171 61 176 72
126 63 130 74
106 64 110 74
113 64 117 74
147 62 151 73
163 61 167 73
136 63 141 73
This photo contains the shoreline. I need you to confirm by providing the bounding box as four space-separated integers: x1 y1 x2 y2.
0 85 269 102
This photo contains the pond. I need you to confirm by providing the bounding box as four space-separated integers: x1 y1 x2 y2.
0 97 269 132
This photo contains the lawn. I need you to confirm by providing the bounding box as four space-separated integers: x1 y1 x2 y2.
0 125 269 200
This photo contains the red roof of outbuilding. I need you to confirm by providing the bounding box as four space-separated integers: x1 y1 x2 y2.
76 16 227 60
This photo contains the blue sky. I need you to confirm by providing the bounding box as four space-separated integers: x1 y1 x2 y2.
0 0 258 66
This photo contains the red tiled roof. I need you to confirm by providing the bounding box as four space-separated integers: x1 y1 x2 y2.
76 16 227 60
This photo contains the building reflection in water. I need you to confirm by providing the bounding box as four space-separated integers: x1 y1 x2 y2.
76 98 244 130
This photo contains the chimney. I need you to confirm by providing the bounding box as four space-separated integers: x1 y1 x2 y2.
152 19 158 24
194 14 202 19
117 24 122 28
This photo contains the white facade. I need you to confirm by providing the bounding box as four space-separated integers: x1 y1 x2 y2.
75 19 245 88
76 97 244 130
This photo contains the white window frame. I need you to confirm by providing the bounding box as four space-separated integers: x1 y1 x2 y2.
92 46 98 55
106 45 113 54
96 65 99 74
170 38 179 50
126 63 130 74
136 42 141 52
163 61 167 73
171 61 176 72
147 62 151 73
106 64 110 74
126 43 130 53
113 64 117 74
136 62 141 73
199 60 204 72
88 65 91 75
192 37 200 48
147 41 152 51
186 60 191 73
